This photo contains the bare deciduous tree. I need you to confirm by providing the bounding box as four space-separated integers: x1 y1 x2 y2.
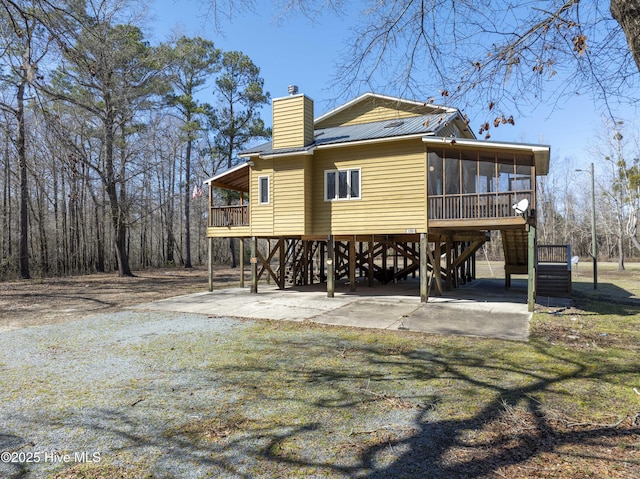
212 1 639 129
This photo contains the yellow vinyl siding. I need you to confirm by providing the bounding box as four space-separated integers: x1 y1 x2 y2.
250 159 274 235
316 97 441 129
340 105 418 127
248 156 308 236
272 95 314 149
303 98 314 145
312 140 427 235
304 156 313 233
273 157 306 235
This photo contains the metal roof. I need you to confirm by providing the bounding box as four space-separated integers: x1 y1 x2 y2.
240 141 272 156
315 112 459 146
240 111 463 158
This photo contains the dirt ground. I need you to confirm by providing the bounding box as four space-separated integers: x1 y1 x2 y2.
0 267 240 331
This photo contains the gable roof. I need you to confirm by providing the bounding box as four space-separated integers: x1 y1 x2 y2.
314 92 456 129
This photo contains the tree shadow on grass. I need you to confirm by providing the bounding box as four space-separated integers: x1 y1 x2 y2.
2 329 639 478
222 337 640 478
359 345 640 478
0 433 29 478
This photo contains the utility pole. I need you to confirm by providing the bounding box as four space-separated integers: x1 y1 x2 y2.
590 162 597 289
577 163 597 289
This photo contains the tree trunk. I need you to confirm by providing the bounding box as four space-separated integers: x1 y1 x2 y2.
35 186 49 275
617 235 625 270
95 201 105 273
3 121 12 262
104 98 133 277
162 150 175 265
617 212 625 271
88 185 105 273
631 234 640 254
184 136 193 268
611 0 640 72
60 166 69 274
17 76 30 279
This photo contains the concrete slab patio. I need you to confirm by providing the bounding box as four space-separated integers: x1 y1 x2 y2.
130 277 539 341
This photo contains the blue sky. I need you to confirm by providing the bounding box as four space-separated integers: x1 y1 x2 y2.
150 0 640 172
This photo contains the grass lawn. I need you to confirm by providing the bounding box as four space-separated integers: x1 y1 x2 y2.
48 263 640 478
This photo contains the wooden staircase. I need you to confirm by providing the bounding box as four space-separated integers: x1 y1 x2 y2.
282 240 320 285
502 229 529 289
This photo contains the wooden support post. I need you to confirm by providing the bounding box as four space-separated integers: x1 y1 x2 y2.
308 241 313 285
403 242 408 279
303 240 309 285
528 224 536 312
382 243 388 283
208 237 213 292
393 241 398 284
433 239 443 296
320 241 326 283
327 235 335 297
266 239 271 284
368 239 374 287
420 233 428 302
349 237 357 292
278 237 285 289
471 250 476 280
239 238 245 288
445 237 453 290
250 236 258 294
412 242 417 278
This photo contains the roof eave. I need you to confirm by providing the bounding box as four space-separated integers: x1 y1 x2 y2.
259 148 316 159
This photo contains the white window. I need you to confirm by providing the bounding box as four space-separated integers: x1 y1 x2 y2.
258 176 270 204
325 168 361 201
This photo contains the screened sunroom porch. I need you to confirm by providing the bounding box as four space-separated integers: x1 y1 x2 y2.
423 138 549 227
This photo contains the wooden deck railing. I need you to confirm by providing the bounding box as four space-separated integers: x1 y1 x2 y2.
209 205 249 227
428 191 532 220
536 244 572 296
210 191 533 226
537 244 571 266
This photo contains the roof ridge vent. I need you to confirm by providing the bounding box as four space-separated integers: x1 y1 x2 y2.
384 120 405 128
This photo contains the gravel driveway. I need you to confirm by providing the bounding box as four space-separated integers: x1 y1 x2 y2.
1 310 439 479
0 311 252 478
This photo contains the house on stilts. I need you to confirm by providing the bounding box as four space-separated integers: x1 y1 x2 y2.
205 90 568 311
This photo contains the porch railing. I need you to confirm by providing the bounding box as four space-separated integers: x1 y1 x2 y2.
209 205 249 227
537 244 571 267
536 244 572 296
428 191 532 220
